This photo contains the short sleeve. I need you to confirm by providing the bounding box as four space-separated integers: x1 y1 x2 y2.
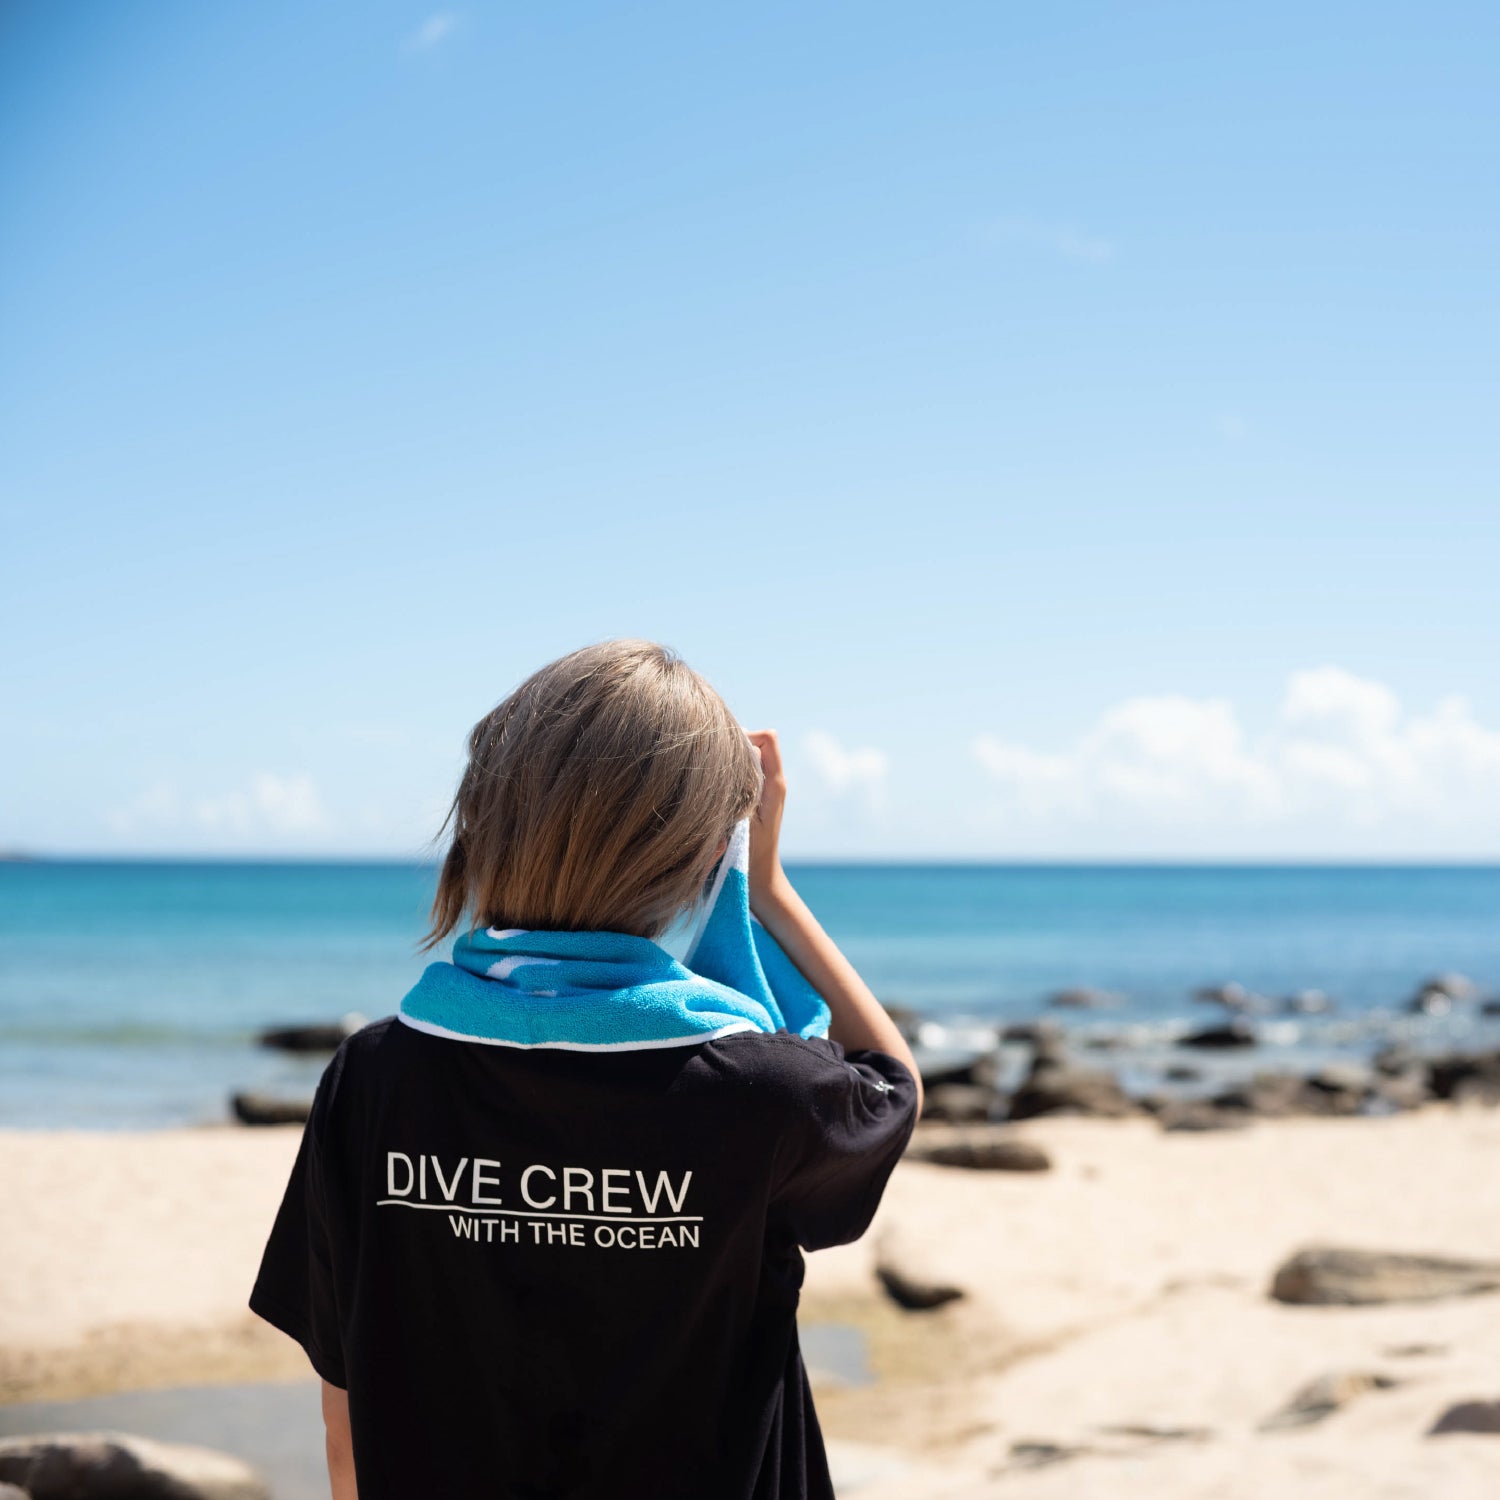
248 1061 348 1387
770 1039 920 1253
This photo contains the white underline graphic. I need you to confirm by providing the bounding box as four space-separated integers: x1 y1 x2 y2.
376 1199 701 1222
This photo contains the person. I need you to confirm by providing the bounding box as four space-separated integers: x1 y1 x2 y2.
249 639 923 1499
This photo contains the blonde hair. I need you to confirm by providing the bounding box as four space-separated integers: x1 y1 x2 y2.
420 639 761 951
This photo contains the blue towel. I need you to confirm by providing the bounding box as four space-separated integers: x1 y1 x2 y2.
398 819 831 1050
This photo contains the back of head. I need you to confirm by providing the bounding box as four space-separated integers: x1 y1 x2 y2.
422 639 761 950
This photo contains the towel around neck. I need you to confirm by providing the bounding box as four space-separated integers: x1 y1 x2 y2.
397 820 831 1051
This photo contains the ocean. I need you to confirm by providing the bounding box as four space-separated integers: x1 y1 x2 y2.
3 860 1499 1128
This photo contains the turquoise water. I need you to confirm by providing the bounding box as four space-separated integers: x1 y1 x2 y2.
2 860 1499 1127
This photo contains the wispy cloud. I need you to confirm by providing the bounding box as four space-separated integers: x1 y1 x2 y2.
972 668 1500 852
108 772 331 842
989 215 1114 265
804 731 889 812
406 12 459 51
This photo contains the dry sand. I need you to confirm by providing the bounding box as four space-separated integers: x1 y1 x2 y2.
3 1107 1498 1497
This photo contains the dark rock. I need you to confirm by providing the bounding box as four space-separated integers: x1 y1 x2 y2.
1300 1065 1371 1116
920 1083 1001 1124
1409 987 1454 1016
1271 1247 1500 1306
1096 1424 1211 1443
916 1050 1002 1091
1369 1072 1430 1112
1407 975 1476 1015
1212 1073 1306 1116
1383 1343 1448 1357
0 1432 269 1500
1178 1021 1258 1050
1372 1043 1421 1077
1306 1064 1371 1094
1008 1051 1136 1120
1421 973 1478 1001
1078 1033 1127 1051
1007 1440 1086 1469
1048 987 1122 1009
231 1092 312 1127
1159 1101 1253 1133
999 1020 1063 1046
1194 982 1250 1008
1428 1051 1500 1103
1260 1371 1399 1431
1482 999 1500 1017
1452 1076 1500 1107
874 1241 966 1311
907 1128 1051 1172
1163 1064 1204 1083
1429 1400 1500 1435
256 1019 360 1053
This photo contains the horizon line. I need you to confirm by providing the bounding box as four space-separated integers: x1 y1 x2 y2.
5 851 1500 869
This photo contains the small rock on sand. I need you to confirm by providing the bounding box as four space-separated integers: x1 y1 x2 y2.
0 1431 269 1500
230 1093 312 1127
1271 1246 1500 1306
874 1234 967 1311
906 1128 1051 1171
1260 1370 1399 1430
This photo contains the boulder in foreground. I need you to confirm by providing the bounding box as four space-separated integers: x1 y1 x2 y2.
0 1431 269 1500
1429 1400 1500 1436
1271 1246 1500 1306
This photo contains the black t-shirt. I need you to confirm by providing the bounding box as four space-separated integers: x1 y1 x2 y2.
249 1016 919 1499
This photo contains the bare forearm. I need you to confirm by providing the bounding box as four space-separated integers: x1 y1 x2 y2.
752 870 924 1111
322 1380 357 1500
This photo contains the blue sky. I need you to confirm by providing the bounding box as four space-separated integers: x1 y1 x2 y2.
3 1 1498 858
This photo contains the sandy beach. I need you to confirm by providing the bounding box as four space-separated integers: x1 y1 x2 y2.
4 1107 1499 1498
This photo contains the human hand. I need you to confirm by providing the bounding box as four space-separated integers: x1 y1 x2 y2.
745 729 788 910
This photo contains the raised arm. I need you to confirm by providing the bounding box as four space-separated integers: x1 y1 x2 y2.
744 729 924 1117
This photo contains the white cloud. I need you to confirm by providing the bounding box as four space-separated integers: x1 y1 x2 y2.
973 668 1500 853
804 731 889 811
990 216 1114 264
108 773 331 843
407 12 459 50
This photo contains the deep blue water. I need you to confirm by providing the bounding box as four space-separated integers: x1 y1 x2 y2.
2 860 1498 1127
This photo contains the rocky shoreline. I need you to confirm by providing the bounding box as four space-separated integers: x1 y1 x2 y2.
229 971 1500 1135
